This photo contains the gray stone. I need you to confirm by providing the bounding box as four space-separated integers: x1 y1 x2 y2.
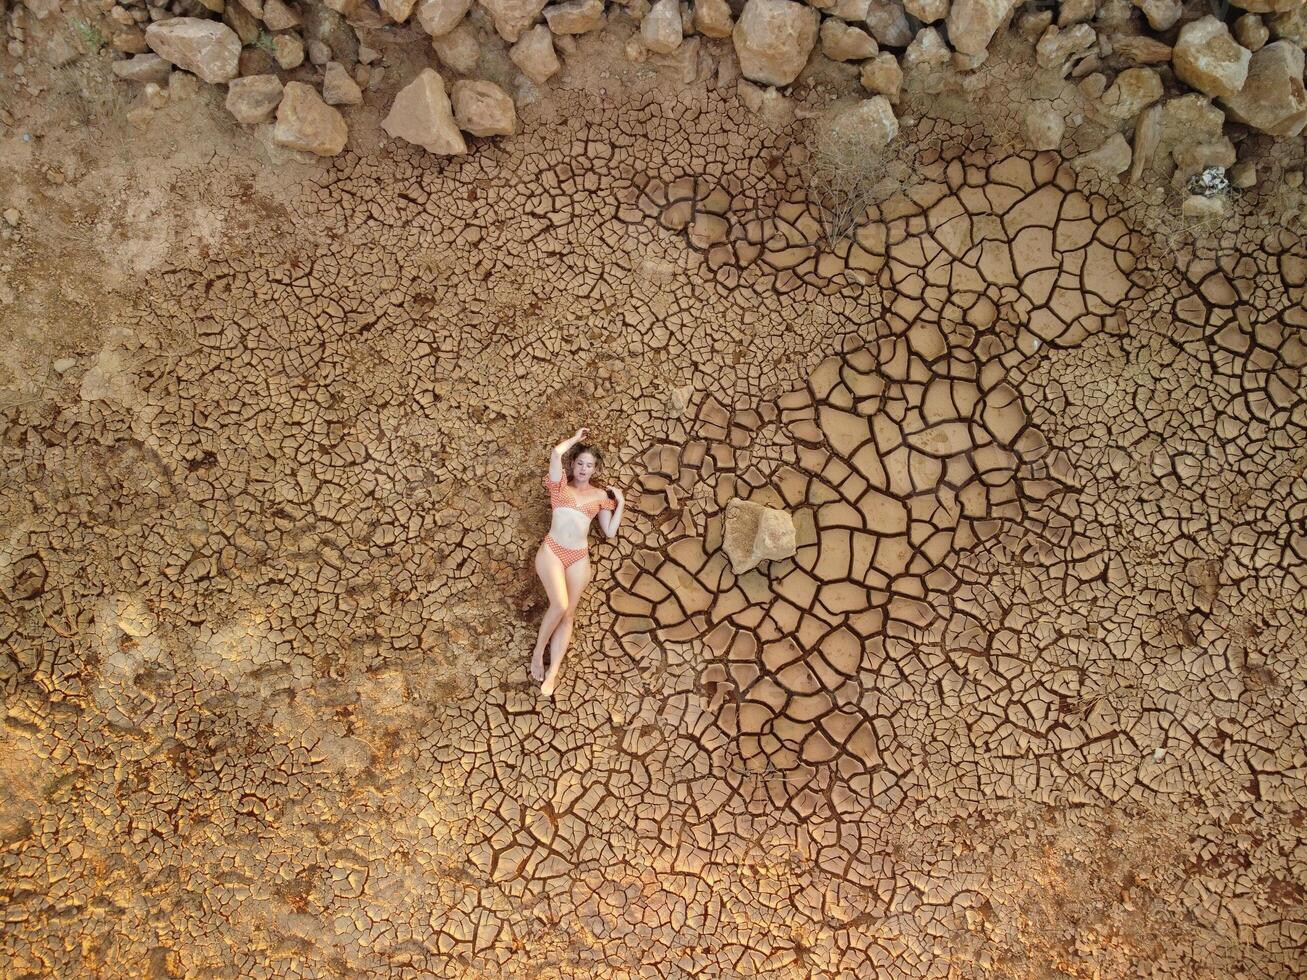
723 498 797 573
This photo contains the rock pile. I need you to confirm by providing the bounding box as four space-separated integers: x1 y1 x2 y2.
33 0 1307 165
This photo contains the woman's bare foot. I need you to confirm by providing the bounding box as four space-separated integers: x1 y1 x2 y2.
529 649 545 682
540 669 560 697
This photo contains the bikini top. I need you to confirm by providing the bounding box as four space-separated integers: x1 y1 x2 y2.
544 474 617 520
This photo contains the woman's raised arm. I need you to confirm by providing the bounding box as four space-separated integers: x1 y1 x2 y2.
549 427 588 482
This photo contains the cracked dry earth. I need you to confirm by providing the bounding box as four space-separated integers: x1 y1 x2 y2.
3 86 1307 978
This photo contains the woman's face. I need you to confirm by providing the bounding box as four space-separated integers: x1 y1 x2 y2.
571 452 598 483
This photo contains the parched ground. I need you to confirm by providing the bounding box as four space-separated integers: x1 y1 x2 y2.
2 35 1306 980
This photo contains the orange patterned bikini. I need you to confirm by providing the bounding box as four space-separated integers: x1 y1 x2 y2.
543 473 616 569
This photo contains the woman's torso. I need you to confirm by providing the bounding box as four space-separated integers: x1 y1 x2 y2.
546 479 609 549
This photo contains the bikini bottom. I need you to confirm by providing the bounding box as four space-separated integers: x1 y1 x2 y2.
545 534 589 570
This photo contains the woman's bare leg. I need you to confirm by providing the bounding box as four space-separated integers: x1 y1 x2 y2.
532 541 569 682
541 557 593 697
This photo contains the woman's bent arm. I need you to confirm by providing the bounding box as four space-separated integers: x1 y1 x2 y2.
548 427 587 483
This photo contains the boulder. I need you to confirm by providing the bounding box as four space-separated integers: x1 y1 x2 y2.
723 498 797 573
1173 16 1251 99
1034 22 1095 75
732 0 820 86
382 68 467 153
1144 94 1230 182
828 94 898 148
1131 0 1179 30
1181 194 1229 221
821 19 877 60
1221 39 1307 136
510 24 560 83
902 25 951 68
273 33 305 69
864 0 914 45
225 73 283 124
1057 0 1095 26
1023 100 1065 149
904 0 948 23
111 53 172 83
1128 102 1162 182
1100 66 1162 118
225 3 261 45
1269 6 1306 44
379 0 419 19
694 0 734 36
1234 12 1270 49
433 22 481 72
323 61 364 104
1071 132 1131 178
946 0 1014 55
1109 35 1172 64
144 18 241 84
417 0 472 36
544 0 604 32
451 79 517 135
859 51 902 99
643 0 684 53
273 81 348 155
1228 0 1301 12
262 0 300 29
1229 160 1256 188
478 0 548 41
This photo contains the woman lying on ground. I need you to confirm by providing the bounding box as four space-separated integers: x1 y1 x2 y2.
530 427 625 697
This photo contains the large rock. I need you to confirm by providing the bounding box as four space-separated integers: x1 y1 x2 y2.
478 0 548 41
723 498 797 574
1269 6 1307 45
544 0 604 32
273 82 348 155
323 61 363 105
1142 93 1231 181
694 0 734 36
1024 100 1065 149
451 79 517 135
225 73 283 124
1229 0 1301 11
111 53 172 83
1132 0 1180 31
642 0 684 53
1128 102 1162 182
1235 12 1271 49
864 0 914 45
382 68 467 153
1071 132 1132 178
1034 22 1095 75
903 25 951 68
509 24 560 83
904 0 949 23
1221 39 1307 136
1173 15 1251 99
732 0 820 86
828 94 898 149
859 50 902 99
946 0 1013 55
821 19 877 60
1110 34 1172 64
1100 66 1163 119
432 23 480 72
144 18 241 84
416 0 472 36
262 0 300 29
379 0 419 21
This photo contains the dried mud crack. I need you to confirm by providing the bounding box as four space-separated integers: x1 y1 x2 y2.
2 83 1306 978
